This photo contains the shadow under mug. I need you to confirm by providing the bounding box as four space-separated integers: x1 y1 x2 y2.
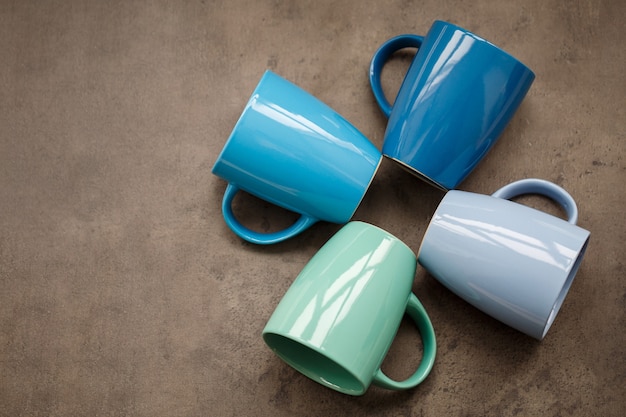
370 20 535 191
417 179 590 340
263 221 436 395
212 70 382 245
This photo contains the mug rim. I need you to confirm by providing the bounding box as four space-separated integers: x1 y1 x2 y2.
383 155 449 191
347 156 383 220
262 331 368 395
539 231 590 339
416 190 454 261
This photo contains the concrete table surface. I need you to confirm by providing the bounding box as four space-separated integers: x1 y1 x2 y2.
1 1 624 416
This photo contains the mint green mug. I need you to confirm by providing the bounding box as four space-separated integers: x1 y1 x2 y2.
262 222 437 395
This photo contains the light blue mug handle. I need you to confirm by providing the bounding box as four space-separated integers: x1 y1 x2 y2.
369 34 424 118
222 183 318 245
372 293 437 390
491 178 579 225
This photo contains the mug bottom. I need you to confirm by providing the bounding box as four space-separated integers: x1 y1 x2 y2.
384 155 448 191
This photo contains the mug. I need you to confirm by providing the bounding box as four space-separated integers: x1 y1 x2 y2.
369 20 535 191
212 70 382 245
263 221 436 395
417 179 590 340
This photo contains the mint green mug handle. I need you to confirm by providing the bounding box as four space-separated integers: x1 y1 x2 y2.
372 293 437 390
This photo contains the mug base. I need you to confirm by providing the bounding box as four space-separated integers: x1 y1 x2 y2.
384 155 448 191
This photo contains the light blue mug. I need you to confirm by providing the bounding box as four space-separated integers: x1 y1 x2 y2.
417 179 590 340
212 71 382 244
370 20 535 191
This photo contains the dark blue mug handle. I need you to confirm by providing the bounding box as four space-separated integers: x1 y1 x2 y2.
369 34 423 118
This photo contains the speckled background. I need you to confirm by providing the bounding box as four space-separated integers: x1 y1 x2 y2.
1 0 624 416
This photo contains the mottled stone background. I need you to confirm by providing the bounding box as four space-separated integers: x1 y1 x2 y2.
0 0 624 416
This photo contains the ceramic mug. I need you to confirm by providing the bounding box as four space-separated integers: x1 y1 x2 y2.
263 221 436 395
417 179 590 340
369 20 535 191
212 70 382 245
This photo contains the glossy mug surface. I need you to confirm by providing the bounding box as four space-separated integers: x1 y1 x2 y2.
212 71 382 245
263 221 436 395
370 20 535 190
418 179 590 340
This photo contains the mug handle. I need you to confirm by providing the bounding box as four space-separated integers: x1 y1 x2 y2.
369 34 424 118
372 293 437 390
491 178 579 225
222 183 318 245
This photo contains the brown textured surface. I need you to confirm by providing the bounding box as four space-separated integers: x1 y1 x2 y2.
1 1 624 416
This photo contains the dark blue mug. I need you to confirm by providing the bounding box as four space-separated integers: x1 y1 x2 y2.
370 20 535 191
